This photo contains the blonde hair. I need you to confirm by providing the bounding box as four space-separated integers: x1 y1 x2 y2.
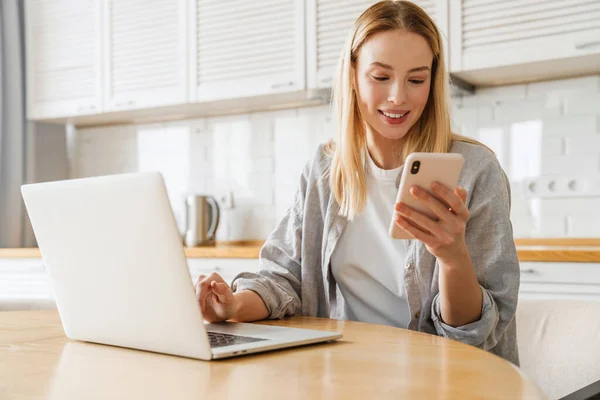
327 0 484 220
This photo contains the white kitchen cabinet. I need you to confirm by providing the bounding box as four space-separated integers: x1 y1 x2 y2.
0 256 260 311
306 0 449 89
186 258 260 286
25 0 103 120
519 262 600 302
449 0 600 86
190 0 306 102
103 0 188 112
0 258 55 311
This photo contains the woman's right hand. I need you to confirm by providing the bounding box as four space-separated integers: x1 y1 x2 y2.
195 272 238 323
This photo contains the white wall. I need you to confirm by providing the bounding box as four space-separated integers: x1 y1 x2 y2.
72 75 600 240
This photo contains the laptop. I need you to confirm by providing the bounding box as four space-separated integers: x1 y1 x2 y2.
21 171 342 360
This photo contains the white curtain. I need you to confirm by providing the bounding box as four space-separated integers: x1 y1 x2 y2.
0 0 27 247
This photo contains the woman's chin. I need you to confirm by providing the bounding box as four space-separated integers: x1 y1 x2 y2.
375 127 410 141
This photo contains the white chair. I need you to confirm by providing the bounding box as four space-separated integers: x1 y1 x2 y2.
516 299 600 399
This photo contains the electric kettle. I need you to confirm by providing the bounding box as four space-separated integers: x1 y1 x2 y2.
184 194 220 247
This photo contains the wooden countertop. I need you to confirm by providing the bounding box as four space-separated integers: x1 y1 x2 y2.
184 241 262 258
515 246 600 262
0 310 545 399
0 241 263 259
2 239 600 262
514 239 600 262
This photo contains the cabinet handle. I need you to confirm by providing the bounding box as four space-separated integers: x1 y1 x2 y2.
575 41 600 50
115 100 135 108
270 81 294 90
320 76 333 84
520 268 537 274
77 105 96 112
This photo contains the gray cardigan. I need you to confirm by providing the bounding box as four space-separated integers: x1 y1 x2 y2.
232 141 520 365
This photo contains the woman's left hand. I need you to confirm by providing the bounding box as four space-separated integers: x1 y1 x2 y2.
394 182 470 263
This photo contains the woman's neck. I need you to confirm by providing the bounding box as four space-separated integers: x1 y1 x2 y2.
366 129 404 170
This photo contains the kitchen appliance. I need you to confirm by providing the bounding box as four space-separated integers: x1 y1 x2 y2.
184 194 220 247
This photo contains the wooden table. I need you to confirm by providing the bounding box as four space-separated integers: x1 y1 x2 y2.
0 310 546 399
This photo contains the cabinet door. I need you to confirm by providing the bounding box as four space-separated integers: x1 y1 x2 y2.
103 0 188 111
307 0 448 89
0 258 55 311
25 0 102 120
449 0 600 84
186 258 260 286
191 0 305 102
519 262 600 302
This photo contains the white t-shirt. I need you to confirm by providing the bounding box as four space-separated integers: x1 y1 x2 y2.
331 153 411 328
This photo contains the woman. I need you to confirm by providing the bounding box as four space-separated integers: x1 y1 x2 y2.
195 0 520 365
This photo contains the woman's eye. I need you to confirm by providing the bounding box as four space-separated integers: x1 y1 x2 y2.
409 79 425 84
371 76 388 82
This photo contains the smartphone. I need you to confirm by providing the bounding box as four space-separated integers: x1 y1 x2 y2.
389 152 465 240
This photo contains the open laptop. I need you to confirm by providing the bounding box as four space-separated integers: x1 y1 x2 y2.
21 171 341 360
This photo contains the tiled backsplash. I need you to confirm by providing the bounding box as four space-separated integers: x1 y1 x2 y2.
72 75 600 239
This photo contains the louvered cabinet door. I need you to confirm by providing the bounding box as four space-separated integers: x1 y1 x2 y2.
191 0 305 102
104 0 188 111
25 0 102 120
449 0 600 82
307 0 448 89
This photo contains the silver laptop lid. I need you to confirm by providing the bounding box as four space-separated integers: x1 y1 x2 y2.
22 172 212 360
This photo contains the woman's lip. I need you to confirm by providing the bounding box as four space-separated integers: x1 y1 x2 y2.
379 110 409 125
380 110 409 114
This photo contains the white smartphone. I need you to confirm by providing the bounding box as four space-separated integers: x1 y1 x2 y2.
389 152 465 240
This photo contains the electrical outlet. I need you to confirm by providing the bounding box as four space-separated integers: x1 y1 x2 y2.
523 176 600 198
221 192 234 209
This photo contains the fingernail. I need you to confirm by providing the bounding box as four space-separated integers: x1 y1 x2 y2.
432 182 440 190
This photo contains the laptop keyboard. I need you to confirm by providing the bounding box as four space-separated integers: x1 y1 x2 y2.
207 331 268 348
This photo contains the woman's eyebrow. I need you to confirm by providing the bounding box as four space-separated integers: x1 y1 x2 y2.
370 61 393 70
369 62 430 73
408 66 430 72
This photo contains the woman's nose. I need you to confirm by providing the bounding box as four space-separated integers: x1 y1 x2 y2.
388 83 407 104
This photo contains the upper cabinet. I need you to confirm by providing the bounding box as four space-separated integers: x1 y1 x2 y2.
24 0 600 124
306 0 448 89
25 0 103 120
103 0 188 111
190 0 306 102
449 0 600 85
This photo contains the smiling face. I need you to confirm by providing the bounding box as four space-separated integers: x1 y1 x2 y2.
354 29 434 142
